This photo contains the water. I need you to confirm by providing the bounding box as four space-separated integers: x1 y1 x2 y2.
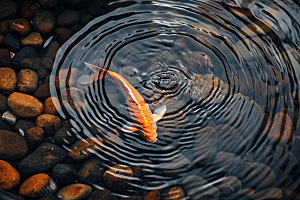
50 0 300 199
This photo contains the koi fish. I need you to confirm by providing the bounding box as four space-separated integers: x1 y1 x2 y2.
81 62 166 143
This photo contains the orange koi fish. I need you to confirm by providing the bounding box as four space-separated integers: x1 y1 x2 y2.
81 62 166 143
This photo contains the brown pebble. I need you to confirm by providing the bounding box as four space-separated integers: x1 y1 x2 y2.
164 186 185 200
281 188 300 199
267 113 295 147
81 14 94 26
0 49 11 67
0 130 28 161
0 67 17 93
0 35 4 44
41 0 58 9
144 190 161 200
70 24 81 34
17 69 38 94
18 1 35 19
21 32 43 49
8 92 43 118
44 97 61 115
9 18 31 35
26 127 44 149
0 160 20 190
57 183 92 200
0 20 10 35
32 9 55 34
103 164 133 193
54 28 72 45
19 173 49 198
55 68 82 90
14 120 35 134
33 83 51 99
36 114 61 136
250 188 282 200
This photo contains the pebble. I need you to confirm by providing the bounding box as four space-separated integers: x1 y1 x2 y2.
44 97 61 115
0 20 10 35
1 33 20 52
36 114 61 136
119 66 142 89
17 69 38 94
47 176 58 194
21 32 43 49
267 113 295 147
159 152 191 177
32 9 55 34
88 188 118 200
238 162 276 189
9 18 31 35
103 164 133 193
42 0 58 9
144 190 161 200
52 164 78 186
53 121 77 145
26 127 44 150
56 183 92 200
182 175 220 200
68 137 103 161
70 24 81 34
55 68 82 90
212 152 243 176
0 130 28 161
215 124 246 154
0 118 12 131
19 173 49 198
40 195 59 200
0 0 17 20
18 1 35 19
0 67 17 93
0 93 8 114
0 49 11 67
57 9 79 28
2 110 17 126
11 47 41 71
80 14 94 26
0 160 20 190
8 92 43 118
79 156 105 184
193 126 218 165
14 119 35 134
86 3 105 16
250 188 282 200
34 83 51 99
164 186 185 200
216 176 242 197
18 142 67 174
119 195 141 200
0 35 4 45
54 28 72 45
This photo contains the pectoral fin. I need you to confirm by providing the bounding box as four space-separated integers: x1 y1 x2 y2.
152 105 166 122
121 124 138 133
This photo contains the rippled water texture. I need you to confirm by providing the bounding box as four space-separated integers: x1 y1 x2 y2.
50 0 300 198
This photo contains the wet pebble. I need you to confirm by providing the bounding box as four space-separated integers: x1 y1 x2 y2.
250 188 282 200
88 188 118 200
9 18 31 35
0 49 11 67
36 114 61 136
57 9 79 28
56 183 92 200
2 110 17 126
42 0 58 9
86 4 105 16
1 33 20 52
8 92 43 118
12 46 41 71
53 121 77 145
54 28 72 45
47 176 58 194
0 35 4 45
26 127 44 150
21 32 43 49
32 9 55 34
0 118 12 131
17 69 38 94
267 113 295 148
56 68 82 89
164 186 185 200
0 67 17 93
0 93 8 114
0 160 20 190
34 83 51 99
0 0 17 20
144 190 161 200
80 14 94 26
44 97 61 115
40 195 59 200
159 152 191 177
0 20 10 35
215 176 242 197
19 173 49 198
68 137 102 161
79 156 105 184
0 130 28 161
182 175 220 200
193 126 218 165
14 119 35 134
238 162 276 189
18 142 67 174
119 66 142 88
212 152 243 176
52 164 78 186
18 1 35 19
103 164 133 193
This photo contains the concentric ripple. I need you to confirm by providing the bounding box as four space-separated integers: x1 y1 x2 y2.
50 0 300 197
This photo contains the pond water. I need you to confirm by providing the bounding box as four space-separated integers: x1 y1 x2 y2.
50 0 300 199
